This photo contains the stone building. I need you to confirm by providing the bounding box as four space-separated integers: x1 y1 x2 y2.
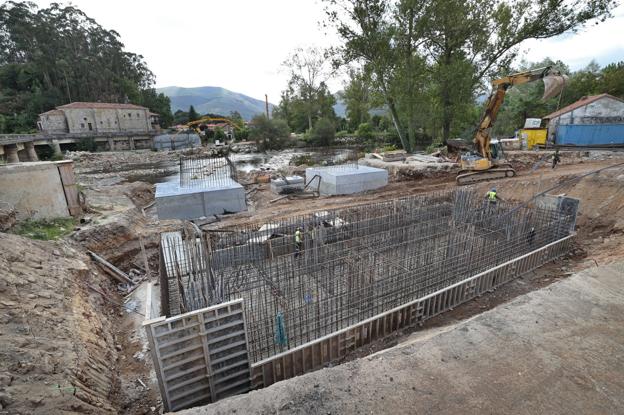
37 102 156 134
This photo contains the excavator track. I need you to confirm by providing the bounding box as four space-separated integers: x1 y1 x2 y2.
456 167 516 185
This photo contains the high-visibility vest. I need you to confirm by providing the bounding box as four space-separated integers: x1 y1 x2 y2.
487 191 497 201
295 230 302 243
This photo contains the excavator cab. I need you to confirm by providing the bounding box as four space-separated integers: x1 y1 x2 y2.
459 140 509 172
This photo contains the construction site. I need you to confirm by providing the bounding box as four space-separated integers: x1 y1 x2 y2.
1 3 624 413
2 143 624 414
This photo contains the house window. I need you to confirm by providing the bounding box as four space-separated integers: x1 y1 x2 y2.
83 117 87 121
137 113 140 117
80 123 85 128
88 123 93 131
128 113 132 117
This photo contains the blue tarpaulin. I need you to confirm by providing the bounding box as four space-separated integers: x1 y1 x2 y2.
556 124 624 146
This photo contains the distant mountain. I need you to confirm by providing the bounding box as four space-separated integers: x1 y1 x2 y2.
157 86 273 121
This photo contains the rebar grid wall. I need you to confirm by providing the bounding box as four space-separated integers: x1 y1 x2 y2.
159 189 576 363
179 155 237 188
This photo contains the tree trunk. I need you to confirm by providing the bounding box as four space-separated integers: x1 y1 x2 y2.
378 71 410 152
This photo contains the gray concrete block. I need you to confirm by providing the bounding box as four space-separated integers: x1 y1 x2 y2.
305 165 388 195
155 179 247 220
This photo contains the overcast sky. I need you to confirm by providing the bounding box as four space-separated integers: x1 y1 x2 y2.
34 0 624 103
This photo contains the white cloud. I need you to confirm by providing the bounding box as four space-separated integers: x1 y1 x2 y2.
31 0 624 102
33 0 340 103
521 4 624 70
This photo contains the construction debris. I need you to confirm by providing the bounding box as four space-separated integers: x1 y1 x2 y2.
88 250 133 285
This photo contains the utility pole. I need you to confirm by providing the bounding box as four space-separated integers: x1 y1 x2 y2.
265 94 270 119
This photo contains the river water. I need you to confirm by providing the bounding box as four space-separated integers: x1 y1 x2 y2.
128 147 359 184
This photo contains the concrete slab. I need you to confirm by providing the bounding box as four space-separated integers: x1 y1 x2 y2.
155 178 246 220
178 261 624 415
305 165 388 195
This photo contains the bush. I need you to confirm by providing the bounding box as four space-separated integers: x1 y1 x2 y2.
249 115 290 151
236 127 250 141
310 117 336 147
75 137 97 152
214 127 226 141
290 154 314 166
335 130 349 138
356 122 374 141
425 137 444 154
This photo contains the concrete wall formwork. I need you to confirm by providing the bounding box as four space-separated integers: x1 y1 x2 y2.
143 299 252 412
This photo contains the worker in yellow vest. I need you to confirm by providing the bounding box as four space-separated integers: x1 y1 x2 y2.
486 188 503 205
294 227 303 258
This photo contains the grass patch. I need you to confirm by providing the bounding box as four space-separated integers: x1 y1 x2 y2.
13 217 76 240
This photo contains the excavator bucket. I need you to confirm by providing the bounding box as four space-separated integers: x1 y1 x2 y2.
542 74 568 100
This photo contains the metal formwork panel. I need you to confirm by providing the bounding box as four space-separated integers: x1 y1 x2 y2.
144 299 251 412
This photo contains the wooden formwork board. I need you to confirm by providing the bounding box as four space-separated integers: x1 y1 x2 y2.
144 299 252 412
250 234 574 389
56 160 82 216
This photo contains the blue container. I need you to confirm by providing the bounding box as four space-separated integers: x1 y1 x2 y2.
556 124 624 146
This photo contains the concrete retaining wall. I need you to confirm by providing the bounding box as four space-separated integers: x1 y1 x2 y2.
0 162 70 219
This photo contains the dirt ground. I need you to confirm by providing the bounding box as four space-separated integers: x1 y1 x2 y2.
1 147 624 414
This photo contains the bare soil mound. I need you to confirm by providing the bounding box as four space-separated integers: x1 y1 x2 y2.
0 233 120 414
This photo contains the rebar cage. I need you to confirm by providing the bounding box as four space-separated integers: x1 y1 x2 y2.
159 188 577 363
179 155 237 188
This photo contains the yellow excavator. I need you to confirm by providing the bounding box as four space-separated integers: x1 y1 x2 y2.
456 66 567 185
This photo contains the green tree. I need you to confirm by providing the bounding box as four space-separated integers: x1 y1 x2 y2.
600 61 624 98
356 122 374 141
173 110 189 125
311 117 336 146
136 89 173 127
343 69 372 131
188 105 199 122
0 2 160 133
249 115 290 151
323 0 616 148
214 127 226 141
282 47 335 131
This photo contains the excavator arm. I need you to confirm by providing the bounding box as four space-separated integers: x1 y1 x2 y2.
474 66 565 160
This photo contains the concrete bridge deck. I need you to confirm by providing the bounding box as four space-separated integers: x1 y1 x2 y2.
178 261 624 415
0 131 158 162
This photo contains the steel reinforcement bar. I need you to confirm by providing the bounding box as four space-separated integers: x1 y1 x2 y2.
249 233 574 389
